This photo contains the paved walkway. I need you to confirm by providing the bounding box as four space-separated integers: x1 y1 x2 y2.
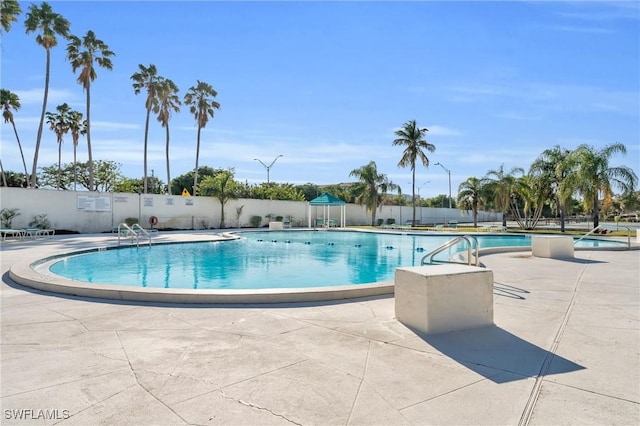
1 233 639 425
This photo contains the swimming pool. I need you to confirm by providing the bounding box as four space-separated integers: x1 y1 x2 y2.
46 230 622 291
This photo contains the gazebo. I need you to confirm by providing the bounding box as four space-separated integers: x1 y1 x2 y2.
307 192 346 228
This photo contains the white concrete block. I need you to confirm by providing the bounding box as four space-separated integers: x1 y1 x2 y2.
395 264 494 335
531 235 574 258
269 221 284 230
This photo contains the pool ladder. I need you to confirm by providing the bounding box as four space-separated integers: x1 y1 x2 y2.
117 223 152 247
421 235 480 266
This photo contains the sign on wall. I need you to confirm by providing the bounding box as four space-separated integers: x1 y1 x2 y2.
77 195 112 212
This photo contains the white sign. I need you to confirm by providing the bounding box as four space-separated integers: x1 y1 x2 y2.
77 196 112 212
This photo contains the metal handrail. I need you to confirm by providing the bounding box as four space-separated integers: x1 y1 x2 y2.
421 235 479 266
117 223 151 247
573 224 606 246
574 224 632 249
131 223 152 246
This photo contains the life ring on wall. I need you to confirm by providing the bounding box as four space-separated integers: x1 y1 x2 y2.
149 216 159 227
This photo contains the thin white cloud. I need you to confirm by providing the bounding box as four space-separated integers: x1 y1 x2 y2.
14 88 80 106
550 25 613 34
493 112 543 121
426 125 462 136
91 121 140 131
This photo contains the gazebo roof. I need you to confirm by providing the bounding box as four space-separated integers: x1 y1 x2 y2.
308 192 346 206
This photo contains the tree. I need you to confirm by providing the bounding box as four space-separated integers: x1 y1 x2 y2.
45 103 71 189
113 176 165 194
155 78 181 194
457 177 484 227
0 159 6 187
483 164 524 227
67 30 115 192
0 169 30 187
171 166 217 196
530 145 573 232
131 64 161 194
38 160 124 191
199 169 238 228
67 110 87 191
566 143 637 228
510 174 547 230
25 2 70 188
1 0 21 33
393 120 435 225
1 89 29 185
184 80 220 195
349 161 396 226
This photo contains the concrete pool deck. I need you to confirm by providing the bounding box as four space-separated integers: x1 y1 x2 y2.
1 232 639 425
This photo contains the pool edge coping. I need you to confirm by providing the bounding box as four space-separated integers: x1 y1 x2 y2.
8 230 637 304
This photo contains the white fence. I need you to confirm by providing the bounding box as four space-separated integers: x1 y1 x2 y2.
0 187 501 233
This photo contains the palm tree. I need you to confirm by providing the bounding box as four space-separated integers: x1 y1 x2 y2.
1 0 21 33
67 110 87 191
350 161 396 226
1 89 29 186
45 103 71 190
457 177 484 228
483 164 524 227
155 78 181 194
393 120 435 225
67 30 114 192
0 158 7 187
566 143 637 229
530 145 573 232
184 80 220 196
131 64 161 194
25 2 70 188
199 169 237 228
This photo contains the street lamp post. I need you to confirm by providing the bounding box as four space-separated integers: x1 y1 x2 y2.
434 162 452 209
254 155 283 184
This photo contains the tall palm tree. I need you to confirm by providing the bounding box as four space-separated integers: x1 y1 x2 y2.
184 80 220 196
350 161 396 226
155 78 181 194
1 89 29 186
67 30 114 193
1 0 21 33
131 64 161 194
530 145 573 232
483 164 524 227
24 2 70 188
67 110 87 191
0 158 7 187
566 143 637 229
45 103 71 190
457 177 484 228
393 120 435 225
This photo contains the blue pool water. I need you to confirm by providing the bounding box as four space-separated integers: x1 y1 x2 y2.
48 231 623 290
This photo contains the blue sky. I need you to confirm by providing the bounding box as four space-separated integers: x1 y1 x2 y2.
1 0 638 198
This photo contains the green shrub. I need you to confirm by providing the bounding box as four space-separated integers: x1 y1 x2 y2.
250 215 263 228
376 218 384 226
387 218 395 225
275 215 284 222
124 217 139 226
29 214 51 229
0 208 20 228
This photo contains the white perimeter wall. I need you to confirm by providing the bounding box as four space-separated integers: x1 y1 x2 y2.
0 187 501 233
